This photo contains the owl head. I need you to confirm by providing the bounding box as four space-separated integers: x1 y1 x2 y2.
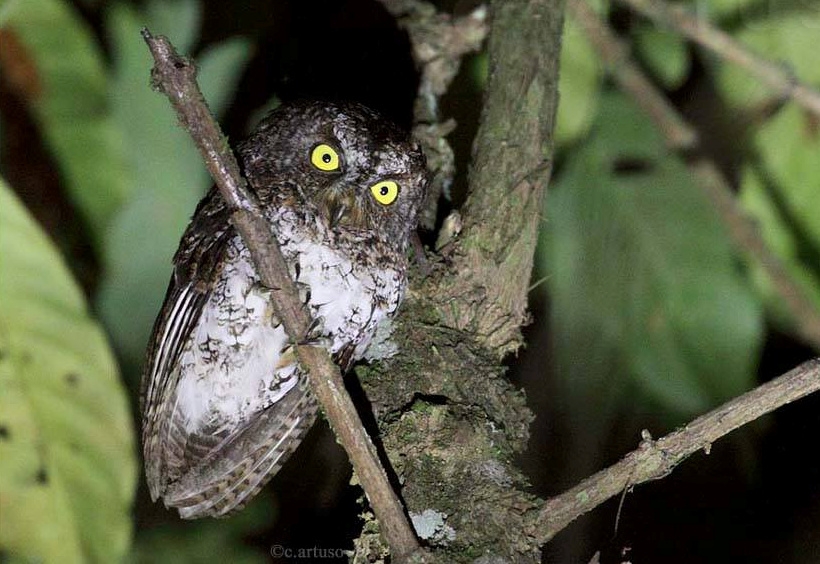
239 100 428 250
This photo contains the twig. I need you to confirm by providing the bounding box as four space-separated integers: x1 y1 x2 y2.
569 1 696 151
140 29 421 560
568 0 820 350
617 0 820 119
535 358 820 542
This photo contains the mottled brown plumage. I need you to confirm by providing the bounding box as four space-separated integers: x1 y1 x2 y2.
140 100 427 518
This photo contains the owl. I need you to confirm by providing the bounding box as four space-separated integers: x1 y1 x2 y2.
140 100 427 519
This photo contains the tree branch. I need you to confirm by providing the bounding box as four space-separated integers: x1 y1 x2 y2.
352 1 565 560
568 0 820 351
140 29 421 560
535 358 820 542
616 0 820 119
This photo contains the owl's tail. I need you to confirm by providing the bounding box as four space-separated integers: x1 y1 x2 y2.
161 384 317 519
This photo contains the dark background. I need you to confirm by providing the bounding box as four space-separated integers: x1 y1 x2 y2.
3 0 820 562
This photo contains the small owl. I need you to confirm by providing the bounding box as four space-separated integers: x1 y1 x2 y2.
140 100 427 519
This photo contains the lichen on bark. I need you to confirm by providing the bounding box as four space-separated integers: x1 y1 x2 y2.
355 0 566 560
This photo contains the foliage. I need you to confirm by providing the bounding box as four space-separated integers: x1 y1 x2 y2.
96 0 252 369
4 0 820 559
2 0 129 248
545 92 763 417
1 0 257 561
129 498 273 564
711 3 820 333
554 0 604 146
0 179 136 563
545 0 820 426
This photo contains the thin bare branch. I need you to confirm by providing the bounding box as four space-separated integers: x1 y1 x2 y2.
530 1 820 542
536 358 820 542
617 0 820 118
141 29 421 560
568 0 820 350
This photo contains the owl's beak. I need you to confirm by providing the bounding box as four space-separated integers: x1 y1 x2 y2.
320 189 366 230
328 201 347 229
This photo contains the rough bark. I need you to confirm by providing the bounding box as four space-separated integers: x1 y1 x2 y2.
356 0 566 561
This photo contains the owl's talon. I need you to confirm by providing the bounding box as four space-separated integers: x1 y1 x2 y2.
298 335 331 348
297 316 327 347
296 281 311 304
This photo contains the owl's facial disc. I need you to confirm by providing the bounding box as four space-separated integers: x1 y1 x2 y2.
239 100 428 248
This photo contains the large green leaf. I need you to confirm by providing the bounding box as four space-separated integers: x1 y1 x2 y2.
2 0 129 248
544 92 763 417
97 1 252 369
0 179 137 563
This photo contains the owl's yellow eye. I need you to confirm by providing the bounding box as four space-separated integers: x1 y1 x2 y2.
311 144 340 171
370 180 399 205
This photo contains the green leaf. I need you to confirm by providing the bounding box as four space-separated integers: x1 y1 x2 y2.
0 0 23 25
633 27 690 90
716 12 820 109
739 164 820 329
145 0 200 54
197 37 255 118
2 0 129 248
751 106 820 251
98 2 252 369
697 0 767 22
468 51 489 91
544 92 763 417
555 8 603 147
0 178 137 564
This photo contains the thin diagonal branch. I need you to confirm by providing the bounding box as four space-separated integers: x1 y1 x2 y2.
617 0 820 119
535 358 820 543
568 0 820 350
140 29 421 560
529 0 820 543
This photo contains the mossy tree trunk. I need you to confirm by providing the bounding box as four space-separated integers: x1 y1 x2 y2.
358 1 566 561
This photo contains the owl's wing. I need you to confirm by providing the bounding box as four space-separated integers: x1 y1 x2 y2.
142 189 321 519
161 378 317 518
140 188 234 500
